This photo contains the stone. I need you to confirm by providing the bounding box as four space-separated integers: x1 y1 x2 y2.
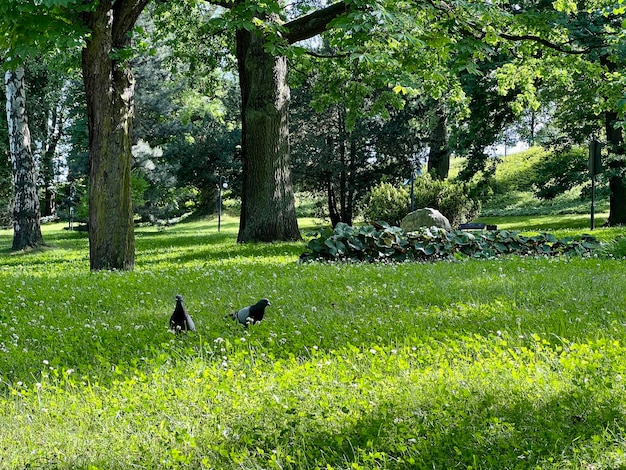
400 208 452 232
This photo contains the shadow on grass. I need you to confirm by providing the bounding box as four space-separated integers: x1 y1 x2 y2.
280 386 621 469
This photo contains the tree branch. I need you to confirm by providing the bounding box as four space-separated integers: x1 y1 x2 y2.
113 0 153 45
305 49 350 59
209 0 241 8
284 1 348 45
497 32 594 55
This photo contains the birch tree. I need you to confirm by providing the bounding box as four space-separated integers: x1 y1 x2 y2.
5 66 43 250
1 0 150 270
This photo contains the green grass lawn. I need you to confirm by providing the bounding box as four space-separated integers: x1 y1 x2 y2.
1 216 626 469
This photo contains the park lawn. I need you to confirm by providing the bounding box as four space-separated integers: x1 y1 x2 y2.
1 216 626 469
476 213 610 233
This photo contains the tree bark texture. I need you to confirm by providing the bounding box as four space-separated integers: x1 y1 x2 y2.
41 105 63 217
236 28 300 242
605 109 625 226
427 107 450 180
81 0 149 270
5 67 44 250
230 2 346 242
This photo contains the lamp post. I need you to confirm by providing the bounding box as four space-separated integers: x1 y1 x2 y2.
218 176 228 232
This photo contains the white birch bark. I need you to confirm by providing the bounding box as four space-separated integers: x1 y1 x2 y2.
5 66 43 249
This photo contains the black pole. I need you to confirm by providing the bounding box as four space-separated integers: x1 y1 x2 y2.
410 169 415 212
591 174 595 230
218 184 222 232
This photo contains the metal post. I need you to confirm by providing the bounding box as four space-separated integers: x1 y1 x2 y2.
410 169 415 212
218 184 222 232
218 176 228 232
591 174 595 230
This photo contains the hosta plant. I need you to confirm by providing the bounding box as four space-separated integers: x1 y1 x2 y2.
300 221 599 262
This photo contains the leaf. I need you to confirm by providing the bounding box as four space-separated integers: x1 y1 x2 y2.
494 242 508 253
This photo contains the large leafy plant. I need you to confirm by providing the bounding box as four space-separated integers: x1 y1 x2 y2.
300 221 599 262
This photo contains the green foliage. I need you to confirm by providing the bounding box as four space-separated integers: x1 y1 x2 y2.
469 147 610 217
362 182 410 226
301 221 599 262
491 147 546 194
600 235 626 259
412 174 480 226
533 147 589 199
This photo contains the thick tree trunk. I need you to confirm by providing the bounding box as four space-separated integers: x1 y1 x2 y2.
5 67 44 250
427 107 450 180
608 176 626 226
236 28 300 242
82 0 139 270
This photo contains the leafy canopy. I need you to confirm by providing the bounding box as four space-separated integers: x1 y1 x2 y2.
0 0 91 64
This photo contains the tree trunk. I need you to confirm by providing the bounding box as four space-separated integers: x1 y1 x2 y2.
606 109 625 226
608 175 626 226
5 67 44 250
345 132 356 225
327 177 341 227
236 28 300 242
427 106 450 180
81 0 147 270
41 106 62 217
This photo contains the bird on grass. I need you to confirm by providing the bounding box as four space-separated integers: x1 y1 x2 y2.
231 298 271 326
169 294 196 333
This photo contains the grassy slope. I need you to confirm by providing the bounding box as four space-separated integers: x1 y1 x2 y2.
1 217 626 469
450 148 609 221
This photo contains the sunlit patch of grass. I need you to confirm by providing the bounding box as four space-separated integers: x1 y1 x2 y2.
1 217 626 468
477 213 611 233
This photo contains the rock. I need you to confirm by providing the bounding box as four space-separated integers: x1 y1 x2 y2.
400 208 452 232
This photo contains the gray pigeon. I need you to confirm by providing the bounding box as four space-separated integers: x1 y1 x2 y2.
169 294 196 333
231 298 271 326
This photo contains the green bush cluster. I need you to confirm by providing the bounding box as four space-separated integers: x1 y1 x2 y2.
532 147 588 200
300 221 599 262
362 177 480 228
411 174 480 226
362 182 410 226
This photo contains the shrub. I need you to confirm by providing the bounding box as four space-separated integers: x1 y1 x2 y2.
362 182 410 226
601 235 626 259
412 174 481 226
300 221 599 263
532 147 588 200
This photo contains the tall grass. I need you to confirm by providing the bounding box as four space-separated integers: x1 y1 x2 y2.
1 217 626 469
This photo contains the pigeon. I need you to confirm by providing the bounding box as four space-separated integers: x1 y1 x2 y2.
231 298 271 326
169 294 196 333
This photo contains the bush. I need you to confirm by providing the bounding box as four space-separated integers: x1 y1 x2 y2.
601 235 626 259
362 182 410 226
412 174 481 226
532 147 588 200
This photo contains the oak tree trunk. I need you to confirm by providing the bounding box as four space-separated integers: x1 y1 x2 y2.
605 109 625 226
236 28 300 242
5 67 44 250
427 107 450 180
81 0 147 270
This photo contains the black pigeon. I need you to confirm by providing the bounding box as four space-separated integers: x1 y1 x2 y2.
231 298 271 326
169 294 196 333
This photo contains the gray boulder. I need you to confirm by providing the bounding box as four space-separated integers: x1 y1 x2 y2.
400 208 452 232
